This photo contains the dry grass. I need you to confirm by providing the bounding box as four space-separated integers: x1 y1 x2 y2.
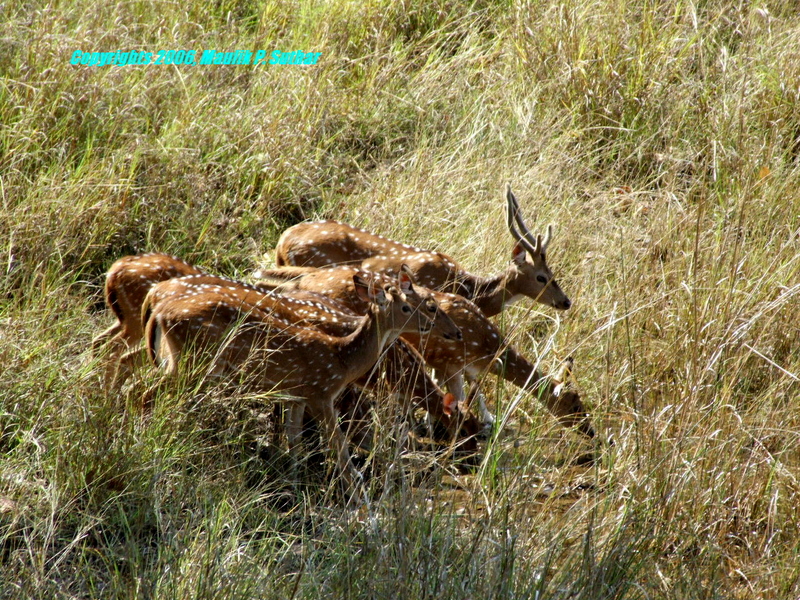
1 1 799 598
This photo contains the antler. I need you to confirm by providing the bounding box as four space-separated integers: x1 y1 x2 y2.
505 183 553 256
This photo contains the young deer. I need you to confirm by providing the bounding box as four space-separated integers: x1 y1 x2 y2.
256 265 594 437
101 256 478 444
141 272 436 495
91 253 206 385
275 285 480 444
273 184 571 316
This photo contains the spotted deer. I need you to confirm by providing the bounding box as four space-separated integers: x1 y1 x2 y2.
98 254 478 443
273 184 571 316
91 253 206 385
275 284 480 444
140 271 437 496
255 265 594 438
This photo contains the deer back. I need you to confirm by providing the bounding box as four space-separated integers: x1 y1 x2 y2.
256 265 462 342
273 185 572 313
276 220 426 266
144 273 434 397
259 265 500 370
103 253 205 342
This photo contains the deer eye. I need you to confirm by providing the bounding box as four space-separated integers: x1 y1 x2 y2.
402 305 412 314
536 275 548 284
426 302 437 313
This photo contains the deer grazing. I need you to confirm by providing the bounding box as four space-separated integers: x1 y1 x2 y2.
96 254 479 444
140 270 438 496
255 265 594 438
274 184 571 316
268 184 586 432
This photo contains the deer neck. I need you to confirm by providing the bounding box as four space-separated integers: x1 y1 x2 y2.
468 270 518 317
495 347 586 424
335 307 401 382
493 346 552 396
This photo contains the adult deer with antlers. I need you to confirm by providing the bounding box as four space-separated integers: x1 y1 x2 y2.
273 184 571 317
139 271 438 497
264 184 590 433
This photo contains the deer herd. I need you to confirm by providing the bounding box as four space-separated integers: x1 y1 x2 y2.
92 184 596 498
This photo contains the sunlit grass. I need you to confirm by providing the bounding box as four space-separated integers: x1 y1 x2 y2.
1 0 799 598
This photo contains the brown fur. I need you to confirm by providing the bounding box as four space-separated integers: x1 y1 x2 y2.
256 265 594 437
91 253 205 385
102 262 478 445
141 272 435 495
273 186 571 315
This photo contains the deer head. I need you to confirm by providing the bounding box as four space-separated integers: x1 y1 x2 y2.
505 184 572 311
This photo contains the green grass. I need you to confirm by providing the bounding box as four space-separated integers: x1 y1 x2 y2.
2 0 800 598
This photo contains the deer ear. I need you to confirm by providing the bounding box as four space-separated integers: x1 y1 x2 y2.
511 242 527 265
375 281 389 304
552 356 574 397
442 393 457 417
354 274 387 304
353 274 371 303
398 264 415 293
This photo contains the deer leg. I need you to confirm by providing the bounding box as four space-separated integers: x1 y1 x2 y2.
112 346 149 390
285 401 306 452
336 386 374 453
463 370 496 428
269 402 284 449
90 322 121 356
95 332 133 389
307 400 365 502
139 377 166 414
276 400 306 486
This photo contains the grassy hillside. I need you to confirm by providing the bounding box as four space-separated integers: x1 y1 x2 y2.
1 1 799 598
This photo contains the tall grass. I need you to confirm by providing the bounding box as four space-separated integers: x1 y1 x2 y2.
1 0 799 598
